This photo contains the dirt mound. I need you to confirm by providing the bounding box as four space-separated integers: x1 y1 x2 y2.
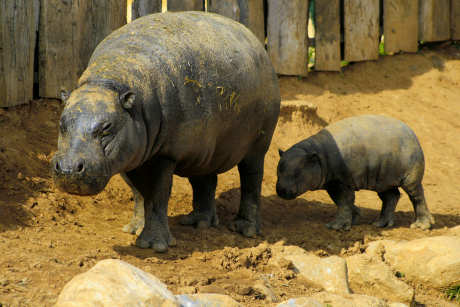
1 45 460 306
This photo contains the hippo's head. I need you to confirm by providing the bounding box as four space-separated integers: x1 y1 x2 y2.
51 82 148 195
276 148 322 200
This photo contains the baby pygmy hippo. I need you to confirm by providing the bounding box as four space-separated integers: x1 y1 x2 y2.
276 115 434 231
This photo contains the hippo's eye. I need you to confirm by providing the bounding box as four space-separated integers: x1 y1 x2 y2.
101 122 112 137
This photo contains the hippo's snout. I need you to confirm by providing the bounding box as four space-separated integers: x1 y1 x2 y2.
276 183 298 200
51 154 110 196
54 157 85 175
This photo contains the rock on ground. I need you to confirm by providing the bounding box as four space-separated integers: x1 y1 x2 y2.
55 259 179 307
272 245 350 295
367 236 460 288
346 253 414 303
176 293 241 306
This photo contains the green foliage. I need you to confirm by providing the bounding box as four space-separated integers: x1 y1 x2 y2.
379 36 387 56
395 271 405 278
445 285 460 302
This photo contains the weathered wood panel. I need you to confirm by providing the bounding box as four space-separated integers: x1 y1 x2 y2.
267 0 309 76
39 0 126 99
208 0 240 21
419 0 450 42
344 0 380 62
451 0 460 40
0 0 39 107
315 0 341 71
131 0 162 20
384 0 419 54
167 0 203 11
238 0 265 44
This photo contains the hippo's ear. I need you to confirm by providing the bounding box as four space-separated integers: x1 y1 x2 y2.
60 90 70 104
120 91 136 109
278 149 285 157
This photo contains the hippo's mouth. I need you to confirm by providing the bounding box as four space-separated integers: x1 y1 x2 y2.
53 173 110 196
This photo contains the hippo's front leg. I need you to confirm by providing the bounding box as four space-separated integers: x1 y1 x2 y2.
325 183 360 231
121 173 145 235
125 159 177 253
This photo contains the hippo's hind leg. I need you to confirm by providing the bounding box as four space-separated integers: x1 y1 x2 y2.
229 152 265 238
179 174 219 229
373 188 400 228
121 173 145 235
402 182 434 230
325 183 360 231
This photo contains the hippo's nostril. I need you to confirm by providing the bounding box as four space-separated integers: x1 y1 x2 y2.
54 161 61 173
76 160 85 173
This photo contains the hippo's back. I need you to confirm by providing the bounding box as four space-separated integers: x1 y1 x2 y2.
323 115 424 191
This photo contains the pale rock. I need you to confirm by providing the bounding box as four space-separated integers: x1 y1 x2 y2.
176 293 241 307
276 297 324 307
447 225 460 236
55 259 178 307
275 246 350 294
312 292 389 307
388 303 409 307
346 253 414 303
367 236 460 288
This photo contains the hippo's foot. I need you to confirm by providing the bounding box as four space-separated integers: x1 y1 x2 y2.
179 210 219 229
135 227 176 253
229 217 259 238
326 218 352 231
122 218 144 235
373 216 394 228
410 214 435 230
351 205 361 225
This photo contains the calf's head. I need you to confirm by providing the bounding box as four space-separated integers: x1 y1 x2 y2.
276 148 322 200
51 83 147 195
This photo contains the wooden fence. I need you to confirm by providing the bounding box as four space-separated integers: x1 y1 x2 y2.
1 0 459 107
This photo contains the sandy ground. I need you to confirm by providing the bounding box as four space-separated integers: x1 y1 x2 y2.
0 44 459 306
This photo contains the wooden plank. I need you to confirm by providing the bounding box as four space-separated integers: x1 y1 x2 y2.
208 0 240 21
451 0 460 40
39 0 126 99
419 0 450 42
315 0 341 71
131 0 162 20
267 0 309 76
344 0 380 62
384 0 419 54
0 0 39 107
238 0 265 44
167 0 203 11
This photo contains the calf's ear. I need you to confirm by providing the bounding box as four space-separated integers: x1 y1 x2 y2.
278 149 284 157
120 91 136 109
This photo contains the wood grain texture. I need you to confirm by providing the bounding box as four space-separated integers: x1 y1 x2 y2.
0 0 39 107
267 0 309 76
384 0 419 54
419 0 450 42
167 0 203 11
208 0 240 21
238 0 265 44
344 0 380 62
131 0 162 20
315 0 341 71
451 0 460 40
39 0 126 99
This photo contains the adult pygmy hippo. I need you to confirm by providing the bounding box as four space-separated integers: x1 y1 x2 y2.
52 12 280 252
276 115 434 230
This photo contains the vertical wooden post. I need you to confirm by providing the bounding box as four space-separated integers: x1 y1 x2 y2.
267 0 309 76
167 0 204 11
451 0 460 40
131 0 162 20
39 0 127 99
0 0 39 107
384 0 419 54
208 0 240 21
344 0 380 62
238 0 265 44
315 0 341 71
419 0 450 42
